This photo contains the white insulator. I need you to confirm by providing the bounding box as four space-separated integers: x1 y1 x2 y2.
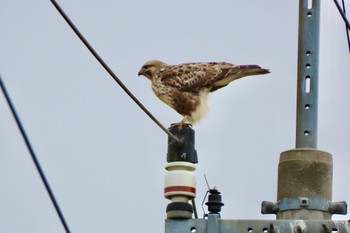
164 161 196 199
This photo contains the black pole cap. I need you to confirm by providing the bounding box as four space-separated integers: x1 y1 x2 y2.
167 124 198 163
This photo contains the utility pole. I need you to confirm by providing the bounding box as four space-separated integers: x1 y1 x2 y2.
164 0 348 232
272 0 346 221
296 0 320 149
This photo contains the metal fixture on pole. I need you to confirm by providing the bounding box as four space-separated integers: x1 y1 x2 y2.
164 125 198 219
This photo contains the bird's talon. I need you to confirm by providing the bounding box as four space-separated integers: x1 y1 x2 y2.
170 122 193 130
170 123 183 130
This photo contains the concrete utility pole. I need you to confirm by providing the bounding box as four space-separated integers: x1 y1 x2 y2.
274 0 346 220
165 0 348 232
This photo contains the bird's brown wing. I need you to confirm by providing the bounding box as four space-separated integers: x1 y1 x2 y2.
159 62 269 92
159 62 233 92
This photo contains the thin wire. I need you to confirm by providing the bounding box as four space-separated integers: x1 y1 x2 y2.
341 0 350 53
0 76 71 233
334 0 350 31
50 0 180 143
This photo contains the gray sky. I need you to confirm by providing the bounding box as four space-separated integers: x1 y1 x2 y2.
1 1 350 232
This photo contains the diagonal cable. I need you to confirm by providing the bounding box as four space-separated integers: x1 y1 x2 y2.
341 0 350 53
333 0 350 31
0 76 71 233
50 0 180 143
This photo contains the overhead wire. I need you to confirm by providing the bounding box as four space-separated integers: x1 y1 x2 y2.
50 0 181 143
1 2 183 231
0 76 71 233
341 0 350 53
333 0 350 53
333 0 350 30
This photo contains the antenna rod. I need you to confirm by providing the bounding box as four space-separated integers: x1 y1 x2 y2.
192 199 198 219
296 0 320 148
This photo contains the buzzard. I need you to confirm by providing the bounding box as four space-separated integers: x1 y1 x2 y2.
138 60 270 127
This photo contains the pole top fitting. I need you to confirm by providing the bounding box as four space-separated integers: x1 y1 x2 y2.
167 124 198 163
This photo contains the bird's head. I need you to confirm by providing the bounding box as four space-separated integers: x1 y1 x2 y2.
138 60 168 80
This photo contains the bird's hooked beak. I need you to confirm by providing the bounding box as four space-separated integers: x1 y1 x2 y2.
138 68 144 77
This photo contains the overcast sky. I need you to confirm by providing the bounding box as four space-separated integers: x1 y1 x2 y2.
1 1 350 233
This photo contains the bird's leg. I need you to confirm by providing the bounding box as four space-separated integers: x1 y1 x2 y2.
171 118 186 129
170 117 192 130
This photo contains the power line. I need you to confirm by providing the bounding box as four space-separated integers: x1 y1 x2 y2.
341 0 350 53
50 0 180 143
0 76 71 233
333 0 350 53
334 0 350 30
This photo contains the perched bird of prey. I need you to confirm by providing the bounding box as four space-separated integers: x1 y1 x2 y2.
138 60 270 127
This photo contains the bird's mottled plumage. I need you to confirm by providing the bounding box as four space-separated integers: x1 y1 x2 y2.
138 60 270 127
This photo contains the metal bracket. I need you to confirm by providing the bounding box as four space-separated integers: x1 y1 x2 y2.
261 197 347 215
166 217 350 233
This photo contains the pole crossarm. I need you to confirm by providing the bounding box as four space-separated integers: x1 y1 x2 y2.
166 217 350 233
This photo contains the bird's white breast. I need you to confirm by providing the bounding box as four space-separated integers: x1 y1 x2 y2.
189 90 209 124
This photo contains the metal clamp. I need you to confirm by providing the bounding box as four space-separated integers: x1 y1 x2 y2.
261 197 347 215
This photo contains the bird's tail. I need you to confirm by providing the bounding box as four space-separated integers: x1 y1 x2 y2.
233 65 270 76
210 65 270 92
